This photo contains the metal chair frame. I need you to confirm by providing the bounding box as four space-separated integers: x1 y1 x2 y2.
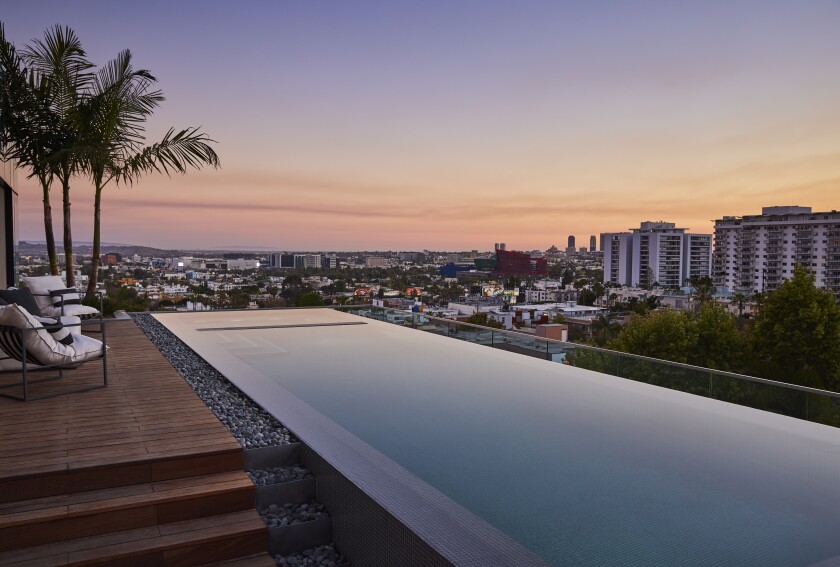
0 318 108 402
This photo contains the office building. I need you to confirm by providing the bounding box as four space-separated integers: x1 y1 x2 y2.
713 206 840 295
295 254 322 269
590 235 596 253
492 244 548 277
322 255 339 269
602 222 712 288
366 257 386 268
268 253 296 268
566 235 576 256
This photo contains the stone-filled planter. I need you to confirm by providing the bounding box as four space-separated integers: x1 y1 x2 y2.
244 444 302 469
270 518 333 556
256 478 316 509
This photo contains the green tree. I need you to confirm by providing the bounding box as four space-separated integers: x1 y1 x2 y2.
297 291 325 307
751 266 840 390
689 302 745 371
465 311 503 329
590 314 622 347
0 24 67 275
689 275 714 310
732 292 748 317
609 309 692 363
22 25 94 285
281 273 306 304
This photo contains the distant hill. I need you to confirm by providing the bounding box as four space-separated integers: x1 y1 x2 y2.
17 241 273 258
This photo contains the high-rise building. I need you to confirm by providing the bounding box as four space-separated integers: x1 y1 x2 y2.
590 235 596 253
602 221 712 288
295 254 322 269
268 253 296 268
566 235 576 256
366 257 386 268
322 255 339 269
713 206 840 295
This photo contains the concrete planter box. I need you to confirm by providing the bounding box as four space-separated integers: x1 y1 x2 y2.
269 517 332 556
244 443 302 469
256 477 316 509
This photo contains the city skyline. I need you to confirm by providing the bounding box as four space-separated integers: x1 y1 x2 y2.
5 1 840 250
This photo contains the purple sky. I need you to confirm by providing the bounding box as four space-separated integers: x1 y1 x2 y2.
4 1 840 251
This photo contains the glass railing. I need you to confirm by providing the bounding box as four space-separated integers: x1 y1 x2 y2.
336 305 840 428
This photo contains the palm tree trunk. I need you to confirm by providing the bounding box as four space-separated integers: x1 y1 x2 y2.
87 185 102 294
61 177 75 286
40 177 59 276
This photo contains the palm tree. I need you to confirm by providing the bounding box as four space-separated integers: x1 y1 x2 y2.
75 50 219 293
0 23 63 275
21 25 93 286
732 291 747 317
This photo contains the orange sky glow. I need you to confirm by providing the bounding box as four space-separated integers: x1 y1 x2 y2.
6 2 840 251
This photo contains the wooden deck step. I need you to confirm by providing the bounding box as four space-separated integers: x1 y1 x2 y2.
0 470 255 551
198 552 277 566
0 509 267 567
0 446 243 505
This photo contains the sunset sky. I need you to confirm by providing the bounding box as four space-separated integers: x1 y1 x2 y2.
4 1 840 251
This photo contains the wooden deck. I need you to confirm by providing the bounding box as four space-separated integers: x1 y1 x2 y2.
0 320 273 566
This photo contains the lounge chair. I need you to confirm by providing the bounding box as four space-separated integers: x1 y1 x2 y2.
0 304 107 401
19 275 102 320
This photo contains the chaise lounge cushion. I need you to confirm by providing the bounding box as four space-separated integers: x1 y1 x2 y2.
20 276 99 319
0 288 42 317
0 304 104 370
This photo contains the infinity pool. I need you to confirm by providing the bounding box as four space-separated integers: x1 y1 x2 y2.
156 309 840 566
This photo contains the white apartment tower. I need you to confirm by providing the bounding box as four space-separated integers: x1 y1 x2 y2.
713 206 840 295
602 222 712 288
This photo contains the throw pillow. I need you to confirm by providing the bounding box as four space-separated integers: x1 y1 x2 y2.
33 316 74 345
0 288 43 317
20 275 68 312
49 288 83 309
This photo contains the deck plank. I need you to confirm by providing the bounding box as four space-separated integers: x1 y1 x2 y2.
0 320 241 495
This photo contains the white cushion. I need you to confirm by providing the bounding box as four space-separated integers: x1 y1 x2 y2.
0 304 75 366
40 304 99 319
58 316 83 337
69 334 105 363
20 276 69 312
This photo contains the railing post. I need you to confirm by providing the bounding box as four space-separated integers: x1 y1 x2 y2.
709 371 713 398
21 330 28 402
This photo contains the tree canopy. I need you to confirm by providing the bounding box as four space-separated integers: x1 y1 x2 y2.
751 266 840 390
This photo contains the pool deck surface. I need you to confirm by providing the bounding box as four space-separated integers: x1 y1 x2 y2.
0 320 272 566
0 320 241 482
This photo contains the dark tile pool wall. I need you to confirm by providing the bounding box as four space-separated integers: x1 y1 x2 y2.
303 446 454 567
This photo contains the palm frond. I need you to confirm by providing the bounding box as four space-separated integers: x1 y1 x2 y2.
78 49 164 164
119 127 220 183
21 24 93 118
